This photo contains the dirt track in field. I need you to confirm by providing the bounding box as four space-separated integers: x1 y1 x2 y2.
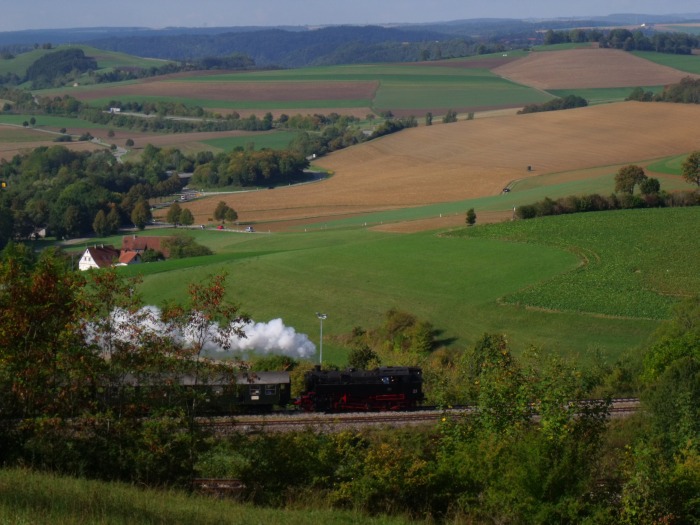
181 101 700 231
493 48 700 89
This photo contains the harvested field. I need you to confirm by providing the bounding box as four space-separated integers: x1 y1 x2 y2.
493 48 700 89
0 140 101 161
182 101 700 230
70 80 379 102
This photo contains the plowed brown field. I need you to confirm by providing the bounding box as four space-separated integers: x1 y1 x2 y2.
183 101 700 230
493 48 699 89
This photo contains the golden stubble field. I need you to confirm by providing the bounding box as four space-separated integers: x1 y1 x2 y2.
493 48 700 89
184 101 700 230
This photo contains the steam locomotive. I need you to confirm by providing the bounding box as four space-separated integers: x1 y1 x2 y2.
296 366 424 412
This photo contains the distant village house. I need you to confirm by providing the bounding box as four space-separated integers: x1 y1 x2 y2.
78 235 172 271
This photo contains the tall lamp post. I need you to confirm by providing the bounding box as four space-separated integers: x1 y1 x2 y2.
316 312 327 366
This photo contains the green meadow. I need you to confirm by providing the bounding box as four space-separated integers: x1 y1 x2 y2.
548 86 665 104
646 153 688 175
202 130 300 151
106 206 700 366
0 113 110 130
632 50 700 74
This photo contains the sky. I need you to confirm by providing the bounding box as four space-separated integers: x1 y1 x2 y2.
2 0 699 32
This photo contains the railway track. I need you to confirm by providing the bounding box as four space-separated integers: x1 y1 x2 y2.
202 398 640 434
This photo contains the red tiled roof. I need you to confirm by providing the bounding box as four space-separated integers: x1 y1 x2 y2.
87 246 120 268
121 235 172 258
119 251 141 265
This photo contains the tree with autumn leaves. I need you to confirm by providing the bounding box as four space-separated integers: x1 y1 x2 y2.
0 247 248 484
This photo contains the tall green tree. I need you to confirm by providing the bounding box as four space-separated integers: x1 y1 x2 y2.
180 208 194 226
92 209 108 236
166 202 182 225
130 199 151 230
213 201 229 222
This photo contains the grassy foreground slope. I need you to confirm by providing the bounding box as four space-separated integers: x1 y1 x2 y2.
0 468 410 525
128 207 699 364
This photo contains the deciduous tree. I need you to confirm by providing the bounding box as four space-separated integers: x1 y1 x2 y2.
681 150 700 187
615 164 647 194
180 208 194 226
166 202 182 225
130 199 151 230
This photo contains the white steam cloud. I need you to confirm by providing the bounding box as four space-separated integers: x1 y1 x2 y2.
88 306 317 359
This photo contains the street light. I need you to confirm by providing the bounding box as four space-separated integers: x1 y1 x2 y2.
316 312 327 366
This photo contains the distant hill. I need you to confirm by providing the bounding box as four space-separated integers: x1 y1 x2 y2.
1 14 699 69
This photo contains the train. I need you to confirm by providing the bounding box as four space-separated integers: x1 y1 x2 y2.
97 366 424 415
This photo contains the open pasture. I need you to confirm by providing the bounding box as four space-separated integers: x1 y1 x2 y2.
630 50 700 75
202 130 300 152
493 48 700 89
129 207 698 364
183 102 700 230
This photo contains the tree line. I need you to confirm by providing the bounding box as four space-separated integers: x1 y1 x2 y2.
628 76 700 104
519 94 588 114
514 158 700 220
544 27 700 54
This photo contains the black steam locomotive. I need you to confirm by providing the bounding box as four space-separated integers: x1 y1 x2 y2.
296 366 424 412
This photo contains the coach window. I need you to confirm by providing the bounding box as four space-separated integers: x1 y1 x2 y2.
265 385 277 396
250 386 261 396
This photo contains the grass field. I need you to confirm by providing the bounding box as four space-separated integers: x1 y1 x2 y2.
201 130 300 152
547 86 665 104
0 114 109 130
632 50 700 74
646 153 688 175
0 468 411 525
108 207 700 366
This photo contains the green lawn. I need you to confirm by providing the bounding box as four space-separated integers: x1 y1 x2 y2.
112 208 700 366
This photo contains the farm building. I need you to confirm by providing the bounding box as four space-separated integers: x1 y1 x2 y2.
78 235 174 271
121 235 172 258
78 245 121 271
